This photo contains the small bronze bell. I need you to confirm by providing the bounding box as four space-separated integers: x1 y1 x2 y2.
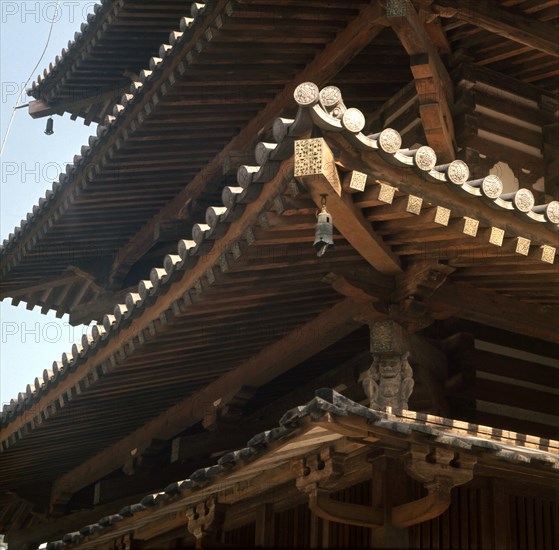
45 117 54 135
313 196 334 257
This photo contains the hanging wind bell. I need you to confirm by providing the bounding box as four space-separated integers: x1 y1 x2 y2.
44 117 54 135
313 195 334 258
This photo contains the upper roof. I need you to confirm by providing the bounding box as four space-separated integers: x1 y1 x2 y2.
27 0 198 124
3 0 386 322
4 0 558 322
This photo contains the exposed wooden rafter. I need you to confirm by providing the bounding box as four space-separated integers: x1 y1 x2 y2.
294 137 402 274
387 0 456 162
28 86 125 120
430 281 559 344
48 297 382 513
107 2 390 288
433 0 559 58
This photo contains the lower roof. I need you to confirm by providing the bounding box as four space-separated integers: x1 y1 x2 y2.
42 388 559 548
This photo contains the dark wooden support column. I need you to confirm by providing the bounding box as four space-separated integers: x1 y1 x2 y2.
254 503 274 548
294 442 476 545
370 452 410 549
387 0 456 162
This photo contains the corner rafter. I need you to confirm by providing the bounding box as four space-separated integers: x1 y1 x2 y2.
294 137 402 275
106 1 390 288
28 86 125 121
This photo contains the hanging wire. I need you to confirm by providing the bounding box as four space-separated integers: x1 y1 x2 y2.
0 0 61 157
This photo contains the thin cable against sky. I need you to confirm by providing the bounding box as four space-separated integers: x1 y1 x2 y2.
0 0 61 157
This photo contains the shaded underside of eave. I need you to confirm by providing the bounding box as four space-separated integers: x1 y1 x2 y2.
444 4 559 93
9 0 559 318
28 0 198 114
2 18 410 317
0 244 368 491
12 0 558 302
34 389 559 549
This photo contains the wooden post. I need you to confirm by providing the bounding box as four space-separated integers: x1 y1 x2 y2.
370 453 410 549
255 503 274 548
491 478 511 550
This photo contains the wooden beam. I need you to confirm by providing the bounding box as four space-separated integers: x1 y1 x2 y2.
387 0 455 162
433 0 559 58
107 1 389 287
327 132 557 246
308 488 384 528
1 159 297 452
68 287 134 325
49 297 376 511
28 86 125 119
430 281 559 344
0 274 80 300
294 137 402 274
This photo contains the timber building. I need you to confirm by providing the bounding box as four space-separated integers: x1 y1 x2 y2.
0 1 558 548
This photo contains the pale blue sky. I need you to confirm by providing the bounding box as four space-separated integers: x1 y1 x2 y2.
1 1 101 404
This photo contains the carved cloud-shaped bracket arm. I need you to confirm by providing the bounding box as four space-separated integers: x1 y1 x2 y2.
392 475 454 528
392 445 476 528
306 484 384 529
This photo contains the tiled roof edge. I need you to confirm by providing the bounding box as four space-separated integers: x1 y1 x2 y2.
0 114 302 442
2 1 213 266
291 82 559 230
44 388 559 548
28 0 118 100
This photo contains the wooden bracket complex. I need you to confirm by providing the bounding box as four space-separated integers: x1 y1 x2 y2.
294 447 384 528
392 444 476 527
296 445 475 530
186 498 228 549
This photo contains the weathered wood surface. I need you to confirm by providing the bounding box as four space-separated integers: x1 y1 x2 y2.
295 137 401 274
388 0 456 162
434 0 559 58
48 297 374 512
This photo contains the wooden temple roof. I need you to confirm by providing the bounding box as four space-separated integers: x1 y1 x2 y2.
3 0 558 323
38 389 559 548
27 0 197 124
1 86 558 537
2 87 558 437
1 1 558 542
3 0 395 322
